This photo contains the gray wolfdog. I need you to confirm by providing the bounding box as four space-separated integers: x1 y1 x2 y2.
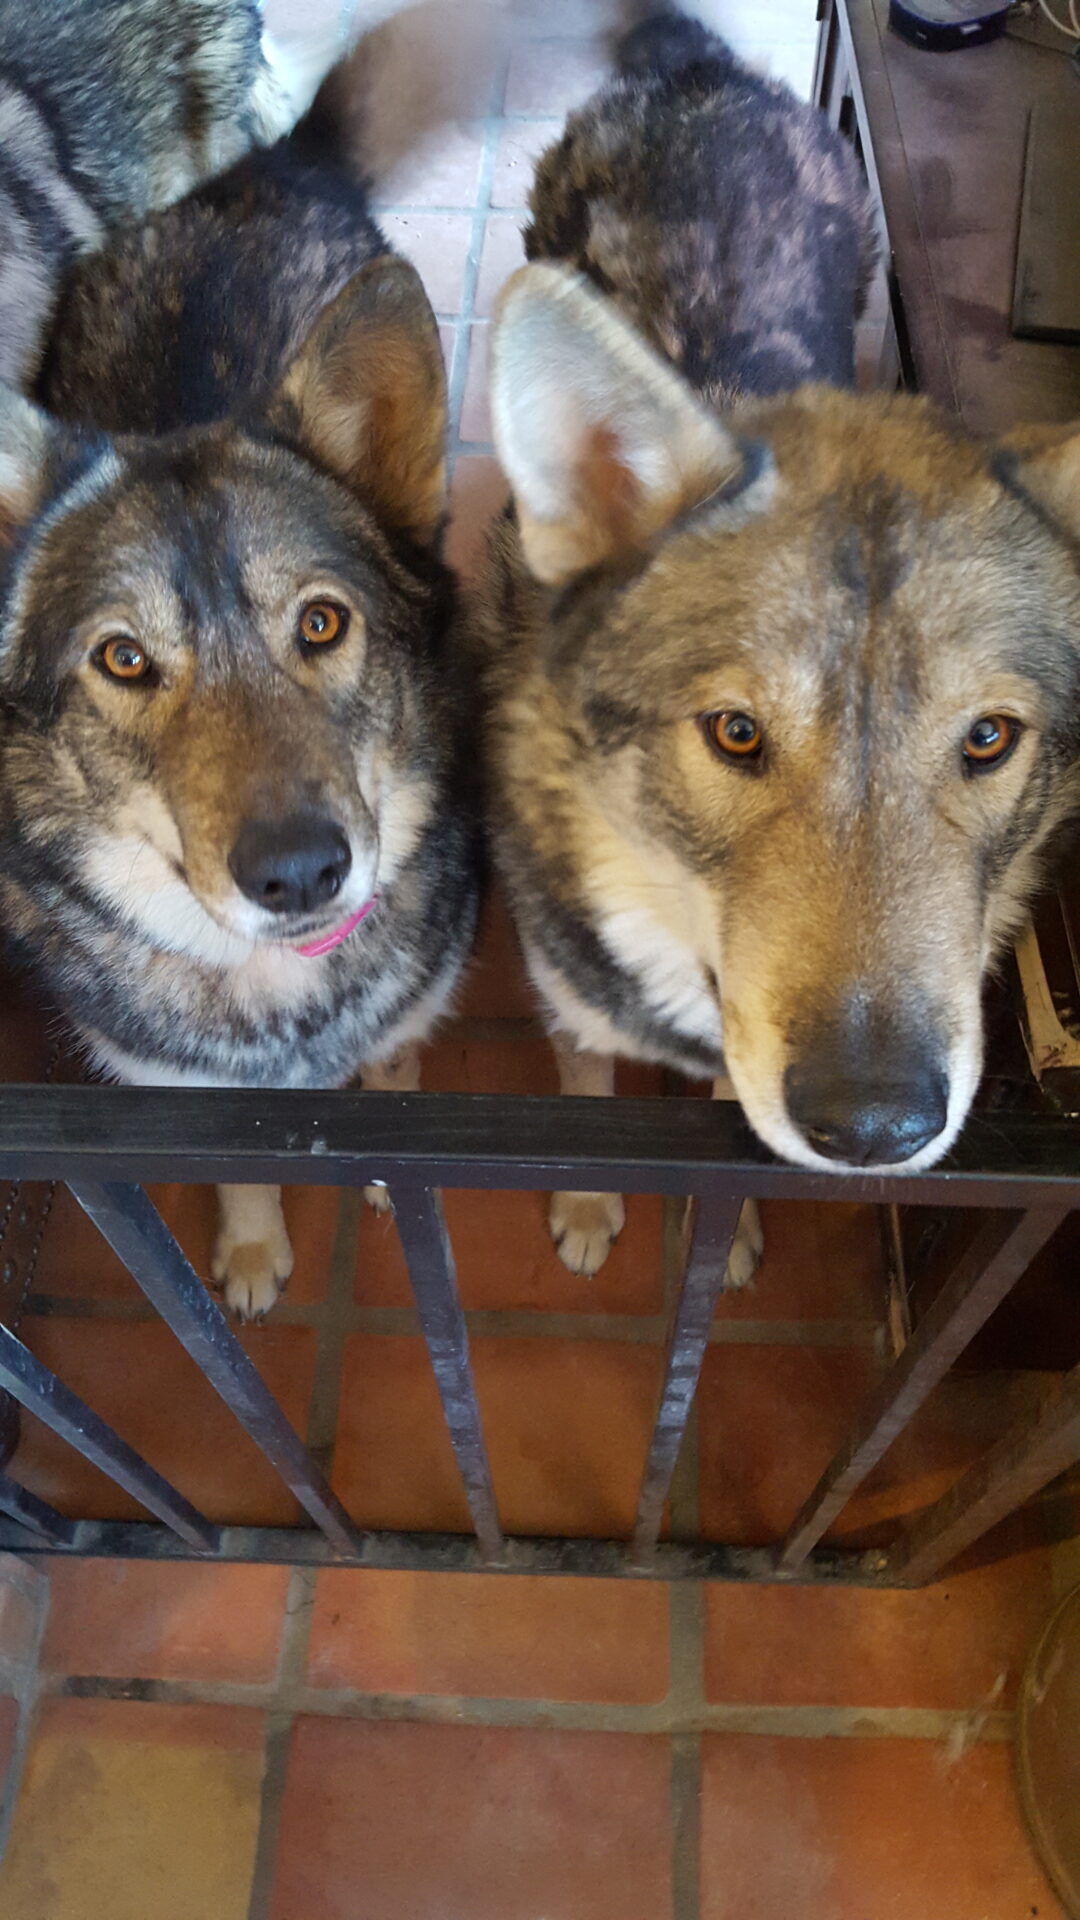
0 0 357 390
0 128 478 1317
478 4 1080 1277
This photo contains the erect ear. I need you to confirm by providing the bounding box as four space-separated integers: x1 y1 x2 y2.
0 384 52 546
997 421 1080 539
490 263 744 586
274 253 447 544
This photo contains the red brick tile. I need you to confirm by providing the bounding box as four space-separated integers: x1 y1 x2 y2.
0 1697 265 1920
717 1201 885 1322
0 1696 17 1793
32 1182 340 1305
12 1318 316 1524
379 211 474 314
459 321 491 441
271 1719 672 1920
850 1370 1047 1542
307 1569 668 1701
372 121 483 207
446 452 507 585
704 1550 1052 1709
332 1336 663 1536
456 887 537 1019
504 39 608 115
697 1346 883 1546
474 213 526 316
491 120 562 207
700 1736 1063 1920
43 1560 290 1683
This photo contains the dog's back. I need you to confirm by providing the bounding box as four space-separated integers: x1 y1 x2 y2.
527 4 874 397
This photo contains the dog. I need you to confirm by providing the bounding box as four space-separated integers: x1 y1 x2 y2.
0 128 479 1318
0 0 363 392
477 3 1080 1278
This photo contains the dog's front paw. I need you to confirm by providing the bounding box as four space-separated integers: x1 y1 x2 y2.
724 1198 764 1291
549 1190 625 1275
363 1182 393 1215
212 1228 293 1322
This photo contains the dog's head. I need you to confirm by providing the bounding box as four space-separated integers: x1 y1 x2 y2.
0 254 454 962
491 265 1080 1171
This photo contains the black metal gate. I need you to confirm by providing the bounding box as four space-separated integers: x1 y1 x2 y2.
0 1084 1077 1587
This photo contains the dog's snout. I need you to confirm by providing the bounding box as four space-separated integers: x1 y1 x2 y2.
229 813 351 916
784 1062 949 1167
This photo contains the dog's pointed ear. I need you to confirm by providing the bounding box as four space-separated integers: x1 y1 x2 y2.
0 385 52 545
491 263 743 586
273 254 447 544
997 421 1080 538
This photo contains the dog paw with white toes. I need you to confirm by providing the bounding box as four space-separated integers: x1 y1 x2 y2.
364 1182 393 1215
549 1190 625 1275
212 1229 294 1322
724 1199 764 1291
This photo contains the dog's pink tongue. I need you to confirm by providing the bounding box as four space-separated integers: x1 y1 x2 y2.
295 898 377 958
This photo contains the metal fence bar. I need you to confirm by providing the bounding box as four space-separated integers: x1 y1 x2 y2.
0 1323 216 1550
390 1185 505 1562
632 1191 745 1559
0 1473 76 1544
777 1206 1070 1571
892 1361 1080 1586
68 1180 358 1557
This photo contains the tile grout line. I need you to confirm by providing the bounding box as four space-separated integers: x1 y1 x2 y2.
22 1294 888 1347
43 1674 1019 1742
245 1190 361 1920
446 55 509 461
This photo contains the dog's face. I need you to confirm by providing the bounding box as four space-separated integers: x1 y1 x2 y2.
491 266 1080 1172
0 256 453 962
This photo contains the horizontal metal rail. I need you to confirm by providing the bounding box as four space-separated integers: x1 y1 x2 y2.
0 1517 891 1583
0 1086 1073 1205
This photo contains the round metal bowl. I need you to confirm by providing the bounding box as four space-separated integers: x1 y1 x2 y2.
1017 1582 1080 1918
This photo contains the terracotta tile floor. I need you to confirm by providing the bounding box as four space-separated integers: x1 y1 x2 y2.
0 8 1067 1916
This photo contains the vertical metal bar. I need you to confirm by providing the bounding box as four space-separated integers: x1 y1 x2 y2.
632 1190 745 1560
0 1323 216 1549
893 1361 1080 1586
68 1181 359 1557
0 1472 76 1544
391 1185 504 1562
777 1206 1069 1571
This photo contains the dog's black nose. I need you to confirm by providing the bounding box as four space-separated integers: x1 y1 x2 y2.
784 1066 949 1167
229 814 351 916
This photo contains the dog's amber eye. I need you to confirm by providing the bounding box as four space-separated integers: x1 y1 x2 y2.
704 710 763 761
962 714 1020 770
97 636 152 682
298 600 348 649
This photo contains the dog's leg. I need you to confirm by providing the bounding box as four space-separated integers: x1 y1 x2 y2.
212 1183 294 1322
711 1074 763 1290
360 1042 421 1212
548 1036 625 1276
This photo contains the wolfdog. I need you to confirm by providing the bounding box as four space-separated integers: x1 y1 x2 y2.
0 127 478 1317
479 4 1080 1277
0 0 359 390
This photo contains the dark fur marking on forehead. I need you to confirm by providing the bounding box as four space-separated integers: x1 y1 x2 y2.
828 480 914 609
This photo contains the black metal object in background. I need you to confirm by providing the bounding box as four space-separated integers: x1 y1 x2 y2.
0 1084 1075 1586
